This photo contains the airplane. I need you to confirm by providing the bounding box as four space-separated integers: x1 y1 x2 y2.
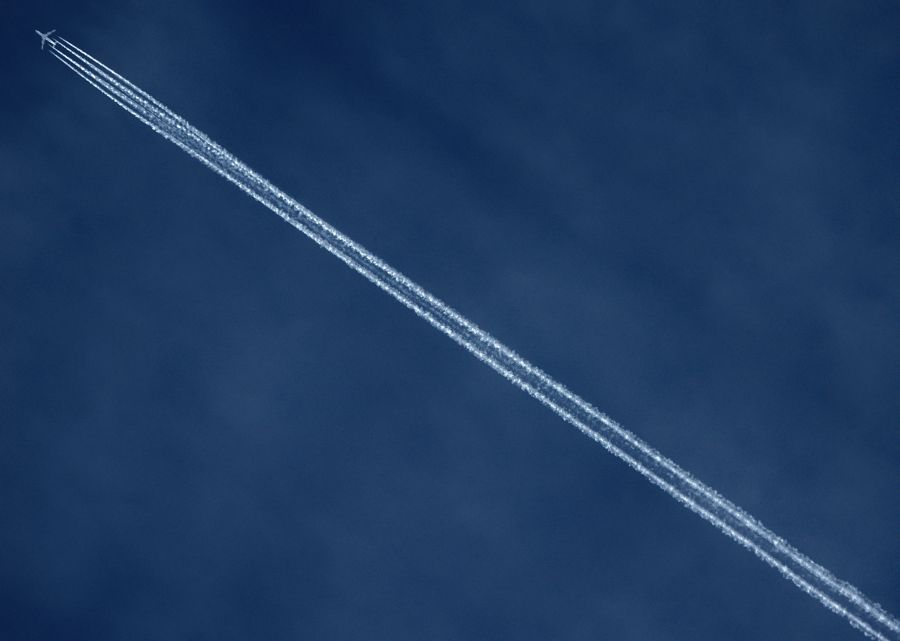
35 29 57 50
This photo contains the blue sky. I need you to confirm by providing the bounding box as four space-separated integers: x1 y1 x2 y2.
2 2 898 639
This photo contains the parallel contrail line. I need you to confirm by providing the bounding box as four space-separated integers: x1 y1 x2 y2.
44 37 899 640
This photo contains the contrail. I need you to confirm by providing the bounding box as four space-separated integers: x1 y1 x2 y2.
42 35 898 640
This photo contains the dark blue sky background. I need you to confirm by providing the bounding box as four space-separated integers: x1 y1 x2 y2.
2 2 898 639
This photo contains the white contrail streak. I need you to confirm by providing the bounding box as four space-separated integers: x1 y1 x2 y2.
44 36 898 640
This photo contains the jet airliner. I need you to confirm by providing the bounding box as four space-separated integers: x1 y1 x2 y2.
35 29 57 50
